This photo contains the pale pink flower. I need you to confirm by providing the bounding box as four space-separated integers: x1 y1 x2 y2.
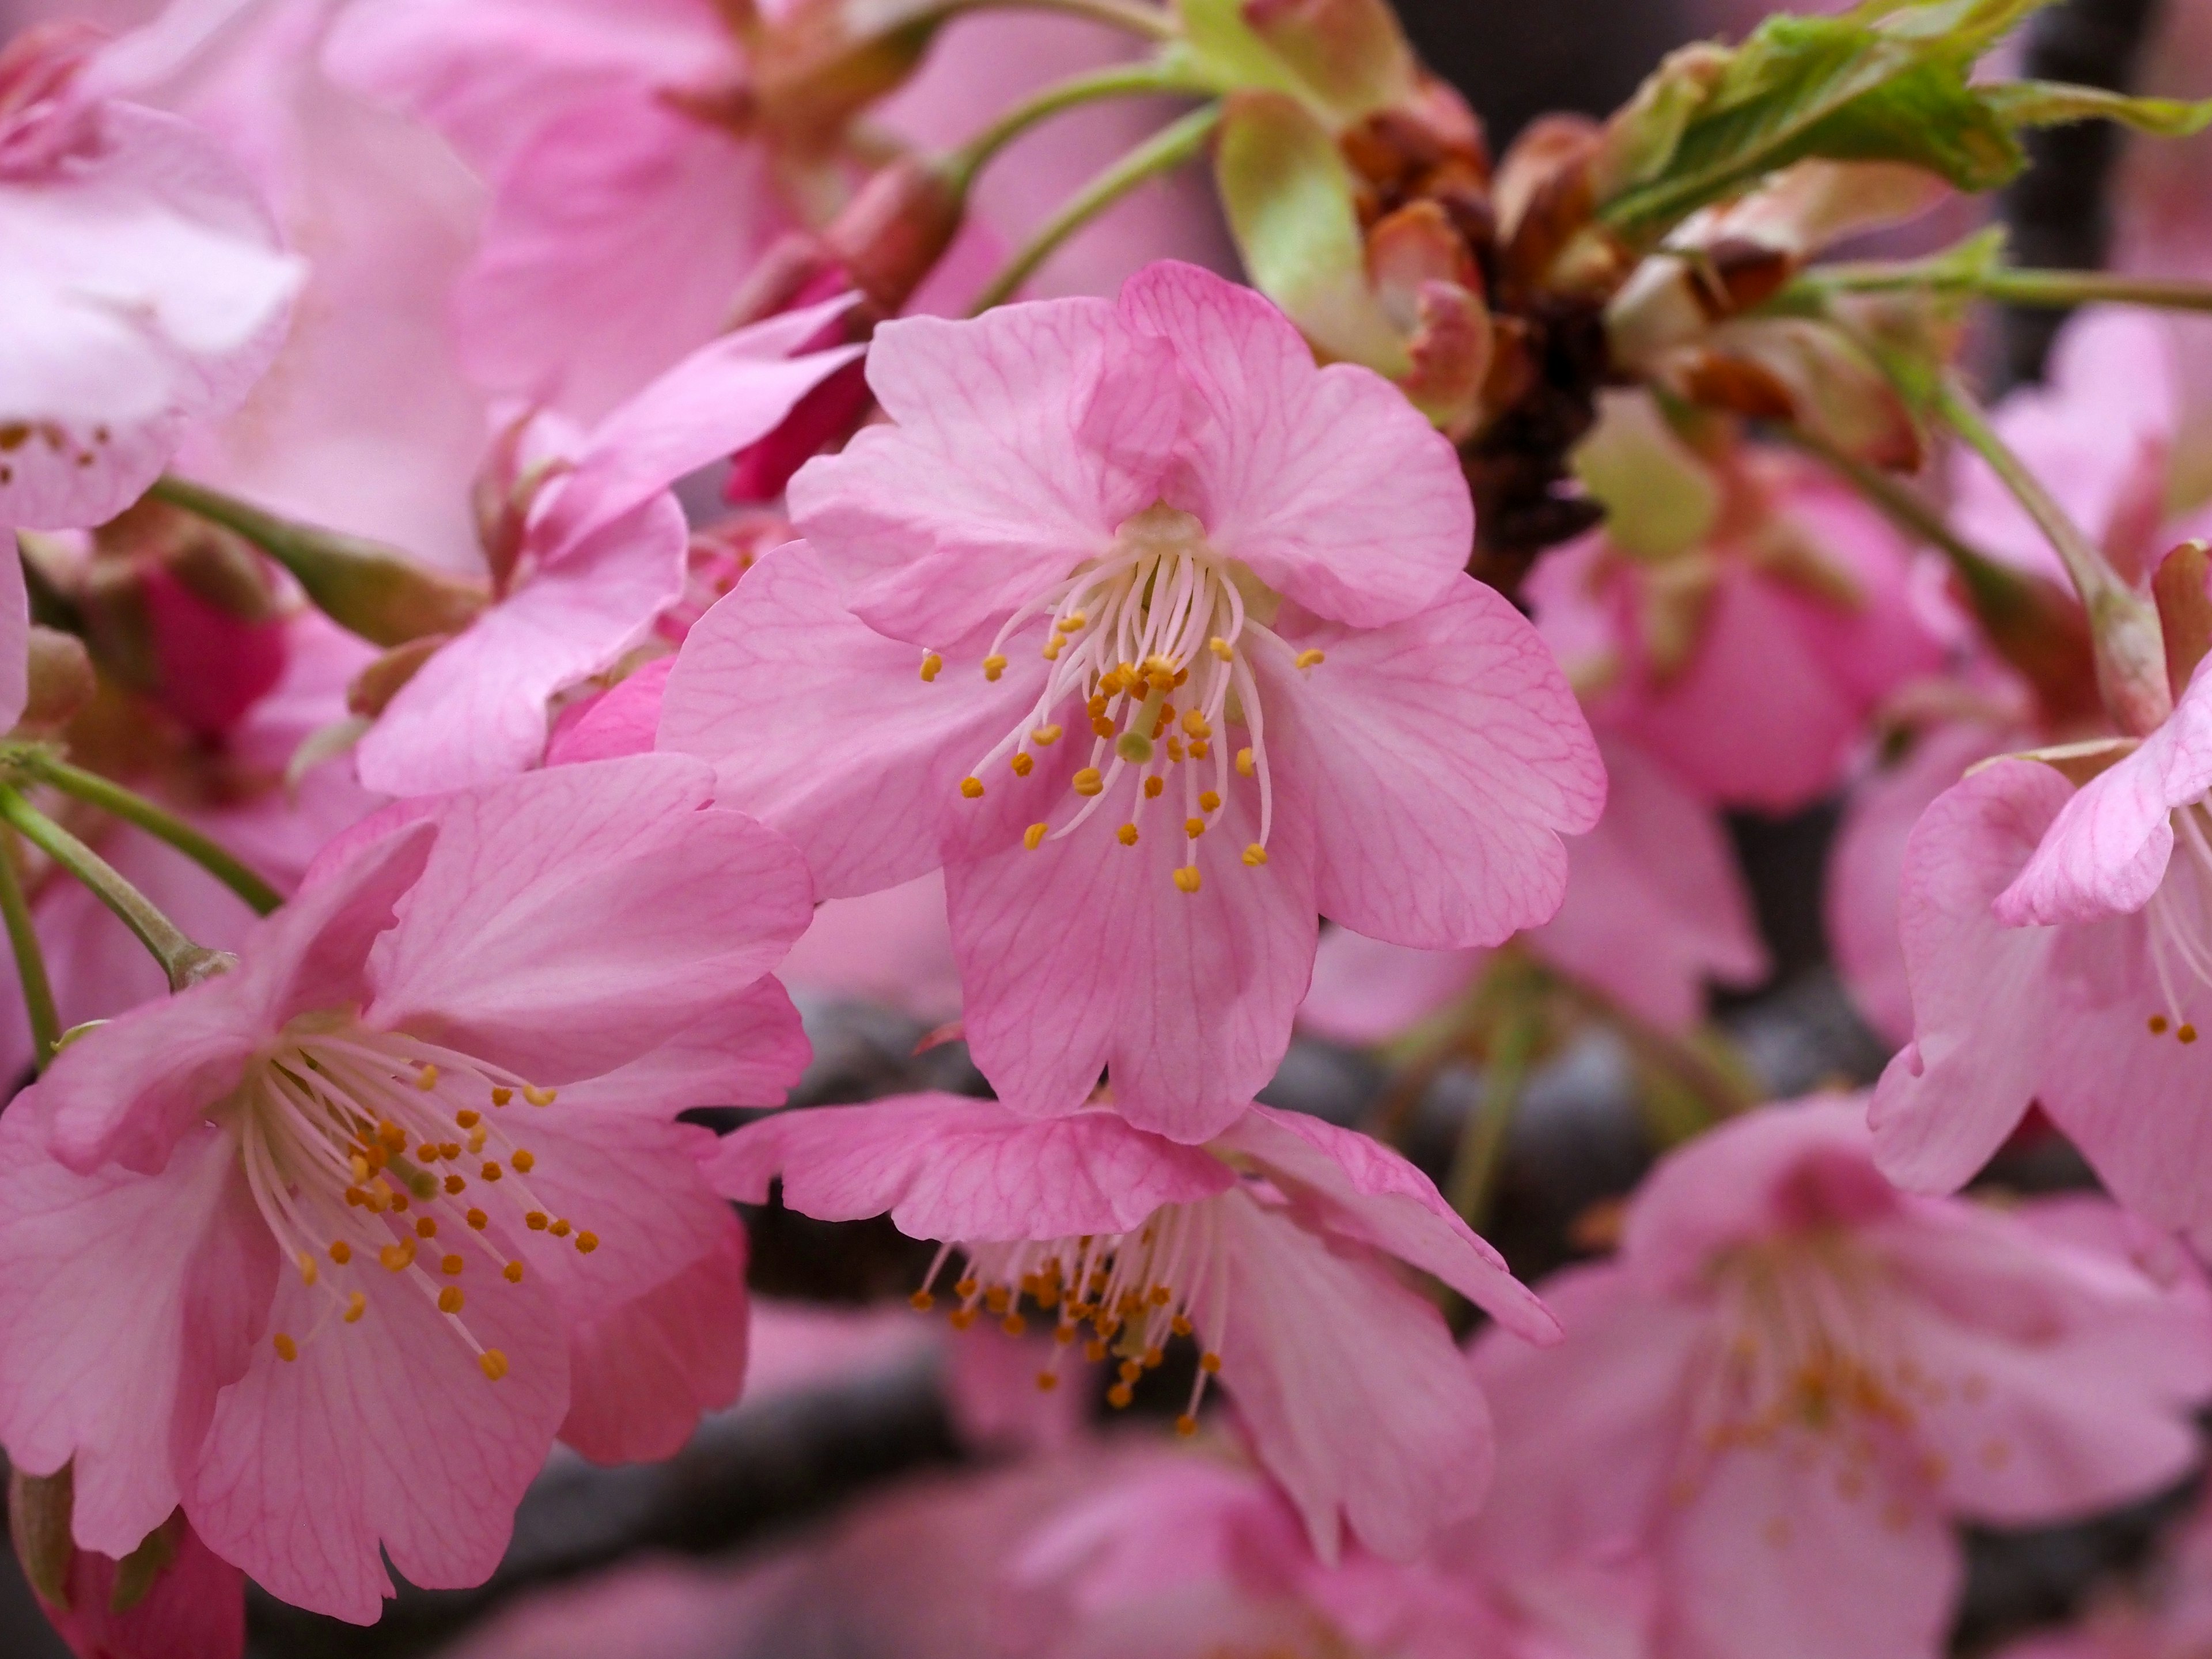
1302 735 1766 1044
353 298 861 796
1468 1099 2212 1659
18 1503 244 1659
324 0 1222 422
1952 308 2211 593
662 262 1603 1141
714 1090 1559 1562
0 754 812 1621
1867 641 2212 1225
1528 448 1944 813
0 1 303 531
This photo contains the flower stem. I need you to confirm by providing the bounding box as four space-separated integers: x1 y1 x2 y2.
1933 376 2173 734
969 103 1222 313
1444 1006 1541 1231
0 787 219 993
0 825 60 1069
942 60 1205 194
10 752 283 916
1816 261 2212 315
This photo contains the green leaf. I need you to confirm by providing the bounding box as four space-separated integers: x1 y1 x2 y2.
1214 92 1411 375
1169 0 1310 104
1599 0 2049 245
1982 79 2212 137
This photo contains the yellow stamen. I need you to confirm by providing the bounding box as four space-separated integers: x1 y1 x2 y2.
1073 768 1104 797
982 654 1007 681
1295 649 1325 670
329 1240 353 1265
1144 776 1165 799
1118 823 1139 846
1010 753 1033 777
960 777 985 799
438 1287 464 1315
455 1109 480 1129
296 1251 319 1287
527 1212 549 1231
344 1292 366 1324
274 1334 298 1362
414 1065 438 1092
919 652 943 682
550 1219 573 1238
1199 790 1221 812
503 1261 524 1284
1032 724 1062 746
1236 748 1255 777
444 1175 466 1195
1243 843 1268 867
1184 817 1205 839
522 1085 556 1107
481 1162 503 1181
1173 866 1201 894
467 1209 488 1230
1208 637 1233 662
479 1349 509 1381
415 1217 438 1239
491 1087 513 1107
1024 823 1048 850
1057 613 1087 634
576 1231 600 1255
510 1149 535 1173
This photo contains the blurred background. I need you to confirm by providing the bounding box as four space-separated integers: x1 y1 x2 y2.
1 0 2203 1653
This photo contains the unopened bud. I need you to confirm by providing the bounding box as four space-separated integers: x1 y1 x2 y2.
8 1464 75 1609
18 625 93 730
823 156 965 317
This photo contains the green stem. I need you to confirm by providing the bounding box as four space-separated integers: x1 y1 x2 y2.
0 825 60 1069
16 753 281 916
1816 262 2212 315
944 61 1203 192
970 103 1222 313
1444 1007 1541 1230
0 788 215 992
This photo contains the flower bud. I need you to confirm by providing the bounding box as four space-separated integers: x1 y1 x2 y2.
19 624 93 731
7 1469 245 1659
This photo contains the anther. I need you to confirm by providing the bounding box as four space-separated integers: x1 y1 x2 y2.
1091 715 1116 739
960 777 985 799
479 1350 509 1381
274 1334 298 1362
491 1087 513 1107
1176 1414 1199 1436
1295 649 1325 670
1208 638 1232 662
329 1241 353 1265
2184 1025 2200 1045
1010 753 1033 778
1235 748 1254 777
344 1293 366 1324
1032 724 1062 746
1199 790 1221 812
1024 823 1048 851
1058 613 1087 633
1073 768 1104 797
919 652 943 682
550 1219 573 1238
576 1232 599 1254
456 1109 480 1129
1118 823 1139 846
1143 777 1164 798
297 1251 319 1287
1242 843 1268 867
1037 1372 1060 1391
522 1085 556 1107
982 654 1007 681
415 1065 439 1091
1189 740 1209 759
510 1150 535 1173
1184 817 1205 839
1173 866 1201 894
1107 1382 1134 1409
444 1175 467 1195
1199 1353 1222 1374
1001 1314 1026 1336
467 1209 488 1230
380 1242 414 1272
911 1290 935 1311
527 1212 549 1231
416 1217 438 1239
442 1253 465 1277
481 1162 503 1181
438 1287 464 1315
503 1262 524 1283
2152 1015 2171 1035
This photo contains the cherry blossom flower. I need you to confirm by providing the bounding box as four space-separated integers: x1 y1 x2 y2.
1865 623 2212 1226
353 299 862 796
0 754 812 1620
663 260 1603 1141
1468 1099 2212 1659
1302 734 1766 1044
1 0 304 531
714 1090 1559 1562
1529 424 1944 814
13 1497 244 1659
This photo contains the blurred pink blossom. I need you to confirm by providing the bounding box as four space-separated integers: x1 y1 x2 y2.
1469 1099 2212 1659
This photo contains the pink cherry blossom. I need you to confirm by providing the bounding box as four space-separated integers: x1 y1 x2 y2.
663 261 1603 1141
1302 734 1765 1043
1529 447 1945 813
0 754 812 1620
1467 1099 2212 1659
0 1 304 531
18 1502 244 1659
351 298 861 796
324 0 1224 422
1868 647 2212 1225
712 1089 1559 1563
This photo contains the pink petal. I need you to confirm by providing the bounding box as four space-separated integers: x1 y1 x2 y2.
1658 1446 1960 1659
1870 761 2071 1195
355 493 688 794
710 1094 1233 1238
658 545 1052 897
37 821 435 1175
946 762 1318 1141
1999 661 2212 926
187 1247 569 1623
544 657 675 766
1259 578 1604 950
779 872 963 1026
532 294 863 560
0 103 302 529
1118 262 1471 628
0 540 24 731
451 92 790 421
40 1509 244 1659
0 1116 275 1559
1875 1208 2212 1525
1206 1188 1494 1564
365 755 812 1084
1533 736 1767 1030
1216 1105 1558 1342
561 1219 749 1465
552 979 810 1119
1466 1263 1706 1574
787 298 1176 649
1298 928 1483 1047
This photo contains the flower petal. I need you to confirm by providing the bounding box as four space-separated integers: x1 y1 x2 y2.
1259 578 1604 950
1118 260 1471 628
710 1094 1234 1239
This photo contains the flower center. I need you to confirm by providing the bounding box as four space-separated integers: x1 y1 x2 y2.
2142 803 2212 1043
230 1016 601 1382
933 504 1323 893
911 1197 1226 1433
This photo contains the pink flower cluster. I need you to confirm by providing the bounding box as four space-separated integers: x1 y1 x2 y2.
4 0 2212 1654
